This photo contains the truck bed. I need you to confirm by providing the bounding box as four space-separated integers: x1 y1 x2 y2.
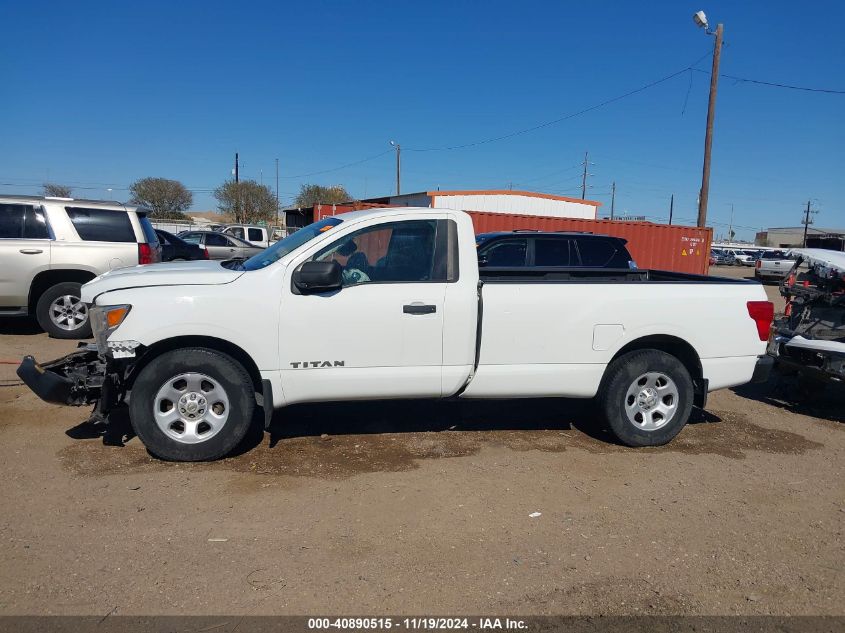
478 266 754 284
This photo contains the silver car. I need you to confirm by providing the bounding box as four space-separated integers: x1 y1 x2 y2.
178 230 264 260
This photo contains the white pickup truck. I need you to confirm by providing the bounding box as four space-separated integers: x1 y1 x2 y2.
18 207 774 461
221 224 276 248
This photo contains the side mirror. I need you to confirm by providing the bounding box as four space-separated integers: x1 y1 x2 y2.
293 260 343 293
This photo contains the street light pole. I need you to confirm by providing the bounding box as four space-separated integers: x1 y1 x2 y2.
395 143 401 195
697 21 724 229
389 141 401 196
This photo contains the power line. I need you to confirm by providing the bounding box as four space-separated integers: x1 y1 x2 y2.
690 68 845 94
404 51 713 153
510 164 581 187
278 150 393 179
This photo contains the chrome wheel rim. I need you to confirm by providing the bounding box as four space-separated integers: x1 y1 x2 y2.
153 372 230 444
49 295 88 331
624 372 679 431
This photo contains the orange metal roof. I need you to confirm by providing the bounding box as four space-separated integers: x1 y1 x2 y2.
428 190 602 207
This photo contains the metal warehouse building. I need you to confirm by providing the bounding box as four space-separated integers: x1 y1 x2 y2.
285 189 601 229
756 226 845 248
365 190 601 219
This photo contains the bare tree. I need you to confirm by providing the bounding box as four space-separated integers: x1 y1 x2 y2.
214 180 278 224
129 177 193 219
294 184 351 208
43 183 73 197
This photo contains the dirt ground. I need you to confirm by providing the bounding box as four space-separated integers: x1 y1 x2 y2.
0 265 842 617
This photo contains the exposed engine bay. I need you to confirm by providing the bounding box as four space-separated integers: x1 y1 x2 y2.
768 249 845 384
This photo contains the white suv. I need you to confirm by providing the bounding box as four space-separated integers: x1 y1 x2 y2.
0 195 161 338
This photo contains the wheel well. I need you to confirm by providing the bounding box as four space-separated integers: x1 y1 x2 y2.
127 336 264 394
29 269 97 313
610 335 704 387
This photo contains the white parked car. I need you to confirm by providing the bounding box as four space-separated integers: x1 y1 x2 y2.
18 207 774 461
0 195 161 338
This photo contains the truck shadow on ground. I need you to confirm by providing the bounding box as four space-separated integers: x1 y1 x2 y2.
268 398 606 445
60 395 821 478
733 375 845 424
65 398 609 453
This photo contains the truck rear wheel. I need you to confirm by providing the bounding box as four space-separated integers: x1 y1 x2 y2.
598 349 693 447
129 348 256 461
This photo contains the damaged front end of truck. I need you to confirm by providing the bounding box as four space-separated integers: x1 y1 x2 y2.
16 343 132 423
16 304 140 422
768 249 845 385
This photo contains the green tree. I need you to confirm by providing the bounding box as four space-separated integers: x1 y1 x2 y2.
294 183 351 208
42 183 73 197
214 180 278 224
129 177 193 219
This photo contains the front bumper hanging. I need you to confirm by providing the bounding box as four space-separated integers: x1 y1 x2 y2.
16 344 108 406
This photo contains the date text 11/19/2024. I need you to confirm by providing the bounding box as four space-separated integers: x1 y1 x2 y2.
307 618 527 630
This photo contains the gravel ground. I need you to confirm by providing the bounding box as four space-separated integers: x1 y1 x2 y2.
0 265 842 616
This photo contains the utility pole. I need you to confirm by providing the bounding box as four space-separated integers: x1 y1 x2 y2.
396 144 401 195
234 152 240 222
390 141 401 195
610 181 616 220
275 158 280 231
801 200 818 247
581 151 589 200
728 203 734 241
696 22 724 228
669 194 674 225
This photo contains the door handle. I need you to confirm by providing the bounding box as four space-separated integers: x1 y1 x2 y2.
19 249 44 254
403 303 436 315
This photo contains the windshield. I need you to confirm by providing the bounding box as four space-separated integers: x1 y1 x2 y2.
240 218 343 270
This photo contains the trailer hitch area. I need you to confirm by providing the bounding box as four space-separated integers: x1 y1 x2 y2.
17 344 108 406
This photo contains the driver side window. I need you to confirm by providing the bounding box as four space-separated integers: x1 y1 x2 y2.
312 220 439 286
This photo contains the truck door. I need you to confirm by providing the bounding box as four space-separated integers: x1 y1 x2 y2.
204 232 238 260
279 216 456 404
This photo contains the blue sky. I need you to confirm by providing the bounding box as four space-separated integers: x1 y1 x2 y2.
1 1 843 240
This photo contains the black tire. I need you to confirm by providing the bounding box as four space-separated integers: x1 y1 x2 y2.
597 349 694 447
129 348 256 461
35 282 92 339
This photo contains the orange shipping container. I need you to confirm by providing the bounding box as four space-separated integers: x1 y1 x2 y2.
467 210 712 275
313 204 712 275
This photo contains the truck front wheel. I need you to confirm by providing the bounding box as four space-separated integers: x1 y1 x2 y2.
598 349 694 447
129 348 256 461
